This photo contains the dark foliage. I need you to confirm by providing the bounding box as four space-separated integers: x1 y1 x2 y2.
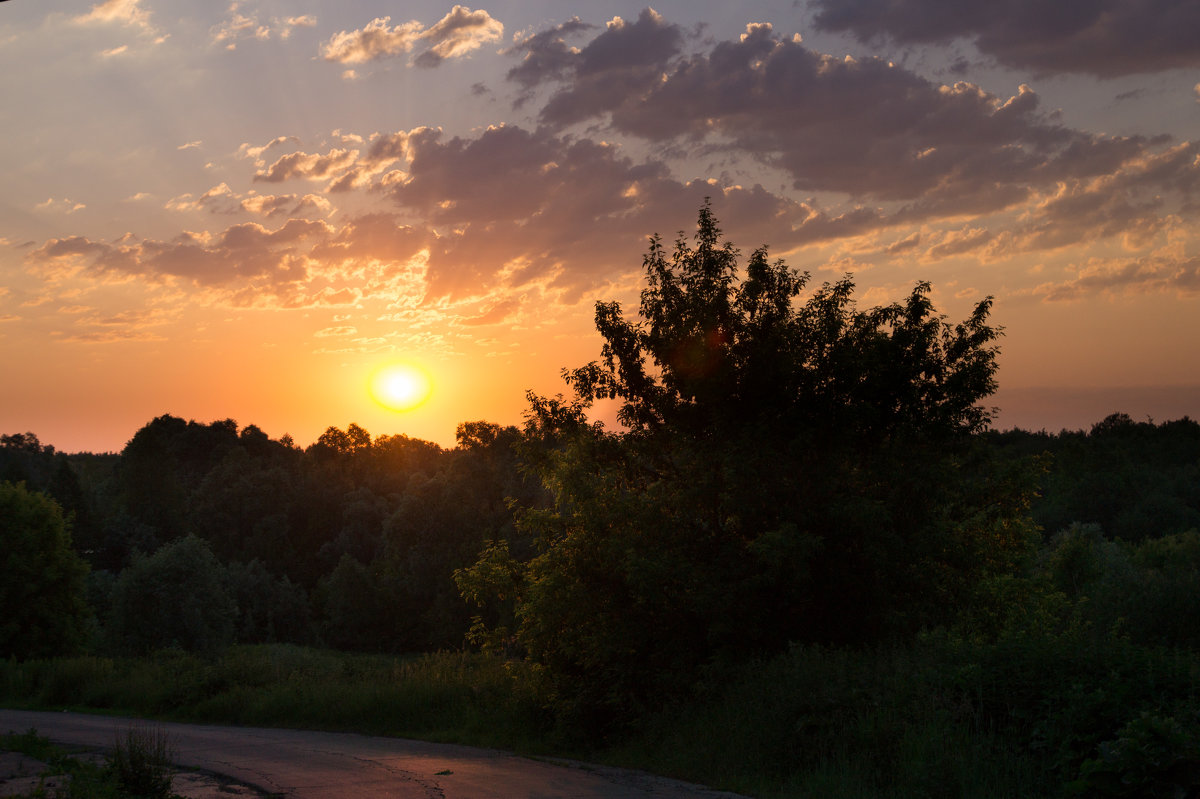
0 481 91 659
459 203 1039 730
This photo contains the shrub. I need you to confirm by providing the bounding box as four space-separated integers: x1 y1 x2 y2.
108 725 175 799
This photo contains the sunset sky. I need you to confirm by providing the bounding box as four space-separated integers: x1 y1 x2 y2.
2 0 1198 453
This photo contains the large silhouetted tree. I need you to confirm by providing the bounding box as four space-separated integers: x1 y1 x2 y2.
460 202 1037 729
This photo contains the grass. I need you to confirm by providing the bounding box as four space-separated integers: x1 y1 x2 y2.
1 646 552 753
0 726 179 799
3 637 1199 798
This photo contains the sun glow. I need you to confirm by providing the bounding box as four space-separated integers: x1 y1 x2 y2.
369 363 433 412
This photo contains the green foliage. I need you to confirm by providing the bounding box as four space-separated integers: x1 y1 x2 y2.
0 481 91 659
989 415 1200 543
318 554 413 652
224 560 312 645
107 535 236 654
1071 711 1200 798
1034 526 1200 649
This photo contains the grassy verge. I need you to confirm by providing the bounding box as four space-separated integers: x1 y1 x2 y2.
1 726 178 799
3 637 1199 798
0 647 551 753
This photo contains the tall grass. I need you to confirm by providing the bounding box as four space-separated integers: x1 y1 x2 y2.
3 637 1199 798
109 724 175 799
1 645 553 752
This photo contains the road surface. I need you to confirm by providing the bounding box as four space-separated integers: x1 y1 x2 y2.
0 709 749 799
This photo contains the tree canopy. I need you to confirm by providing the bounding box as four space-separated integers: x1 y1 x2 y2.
0 481 91 659
459 202 1036 728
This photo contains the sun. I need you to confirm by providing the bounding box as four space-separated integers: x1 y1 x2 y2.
369 363 433 412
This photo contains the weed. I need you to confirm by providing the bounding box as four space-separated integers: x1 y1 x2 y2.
108 725 176 799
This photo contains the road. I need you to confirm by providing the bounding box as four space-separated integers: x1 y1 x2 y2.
0 709 748 799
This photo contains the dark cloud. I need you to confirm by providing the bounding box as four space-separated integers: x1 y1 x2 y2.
810 0 1200 77
502 16 1194 256
528 9 684 127
379 124 824 299
506 17 593 88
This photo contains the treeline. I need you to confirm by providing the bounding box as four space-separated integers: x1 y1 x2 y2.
6 410 1198 659
1 419 545 658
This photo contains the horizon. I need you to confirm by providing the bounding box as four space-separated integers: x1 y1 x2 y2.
3 1 1198 454
10 383 1200 455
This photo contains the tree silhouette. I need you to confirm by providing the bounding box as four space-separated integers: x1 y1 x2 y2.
462 202 1037 729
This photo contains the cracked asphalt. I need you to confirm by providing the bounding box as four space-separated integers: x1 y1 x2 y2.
0 710 749 799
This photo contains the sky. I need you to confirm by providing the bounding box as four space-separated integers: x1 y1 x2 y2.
2 0 1198 453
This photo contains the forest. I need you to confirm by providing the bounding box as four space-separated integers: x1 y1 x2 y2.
4 206 1200 798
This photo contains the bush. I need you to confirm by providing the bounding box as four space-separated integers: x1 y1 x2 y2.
1071 711 1200 798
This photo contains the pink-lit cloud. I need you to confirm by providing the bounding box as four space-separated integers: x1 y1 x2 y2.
321 6 502 68
211 2 316 50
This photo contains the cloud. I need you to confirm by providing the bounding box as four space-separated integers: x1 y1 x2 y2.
376 124 825 299
925 227 993 260
74 0 151 29
462 297 520 325
1005 141 1200 252
218 112 1192 307
237 136 301 165
322 6 502 67
27 219 334 292
37 121 829 308
253 148 359 183
73 0 164 43
211 2 316 50
523 9 683 127
240 193 332 218
1030 254 1200 301
506 17 593 89
413 5 504 68
24 212 431 312
809 0 1200 77
506 16 1196 256
167 183 332 218
321 16 426 64
36 198 86 214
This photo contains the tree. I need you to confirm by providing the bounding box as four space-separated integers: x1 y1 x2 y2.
463 202 1037 728
107 535 236 653
0 481 91 658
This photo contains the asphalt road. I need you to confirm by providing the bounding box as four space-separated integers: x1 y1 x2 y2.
0 709 749 799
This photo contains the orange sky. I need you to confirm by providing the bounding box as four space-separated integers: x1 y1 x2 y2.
2 1 1198 453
